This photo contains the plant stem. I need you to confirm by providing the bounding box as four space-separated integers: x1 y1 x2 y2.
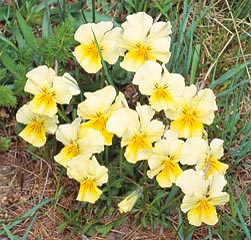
92 0 95 23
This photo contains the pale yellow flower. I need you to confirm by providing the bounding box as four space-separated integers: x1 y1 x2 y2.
77 85 128 145
180 137 228 178
133 61 185 111
165 85 218 138
118 187 143 213
176 169 229 226
66 155 108 203
16 103 58 147
119 12 172 72
24 65 80 117
106 104 165 164
54 118 104 167
146 131 184 188
73 21 122 73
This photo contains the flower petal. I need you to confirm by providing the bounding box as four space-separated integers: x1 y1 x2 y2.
176 169 208 196
24 65 55 95
56 118 81 145
180 137 208 165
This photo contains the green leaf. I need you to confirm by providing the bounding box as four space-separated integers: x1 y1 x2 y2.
190 44 201 84
42 0 52 38
15 11 37 47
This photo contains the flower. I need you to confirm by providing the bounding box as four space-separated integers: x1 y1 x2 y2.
119 12 172 72
180 137 228 178
133 60 185 111
146 130 184 188
176 169 229 226
77 85 128 145
106 104 165 164
73 21 122 73
54 118 104 167
16 103 58 147
24 65 80 117
66 155 108 203
118 187 143 213
165 85 218 138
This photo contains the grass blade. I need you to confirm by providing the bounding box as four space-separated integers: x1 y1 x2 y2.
0 198 52 235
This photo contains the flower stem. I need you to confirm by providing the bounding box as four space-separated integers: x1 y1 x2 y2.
119 147 124 179
143 160 149 211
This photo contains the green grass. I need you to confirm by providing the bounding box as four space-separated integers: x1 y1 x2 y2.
0 0 250 239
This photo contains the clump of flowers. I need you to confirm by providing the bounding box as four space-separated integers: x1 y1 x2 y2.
16 11 229 228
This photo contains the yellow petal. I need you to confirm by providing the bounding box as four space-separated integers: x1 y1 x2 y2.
73 22 114 73
120 47 156 72
124 134 152 164
200 157 229 178
156 161 182 188
19 121 46 147
77 179 102 203
54 144 79 167
29 89 57 117
149 87 175 111
79 117 113 146
170 113 204 138
187 199 218 226
73 44 102 74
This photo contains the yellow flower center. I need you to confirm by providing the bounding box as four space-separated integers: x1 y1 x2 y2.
36 88 55 106
131 134 151 150
156 159 182 187
203 157 228 178
162 160 181 176
81 42 104 63
127 43 156 64
194 198 215 219
26 120 44 135
125 133 152 163
170 104 204 137
63 144 79 159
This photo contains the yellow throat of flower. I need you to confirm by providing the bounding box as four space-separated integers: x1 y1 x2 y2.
133 43 156 63
80 42 103 62
77 179 101 203
204 157 228 178
36 88 56 105
171 104 204 137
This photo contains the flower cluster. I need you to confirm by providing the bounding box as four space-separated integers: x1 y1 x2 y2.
16 12 229 227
